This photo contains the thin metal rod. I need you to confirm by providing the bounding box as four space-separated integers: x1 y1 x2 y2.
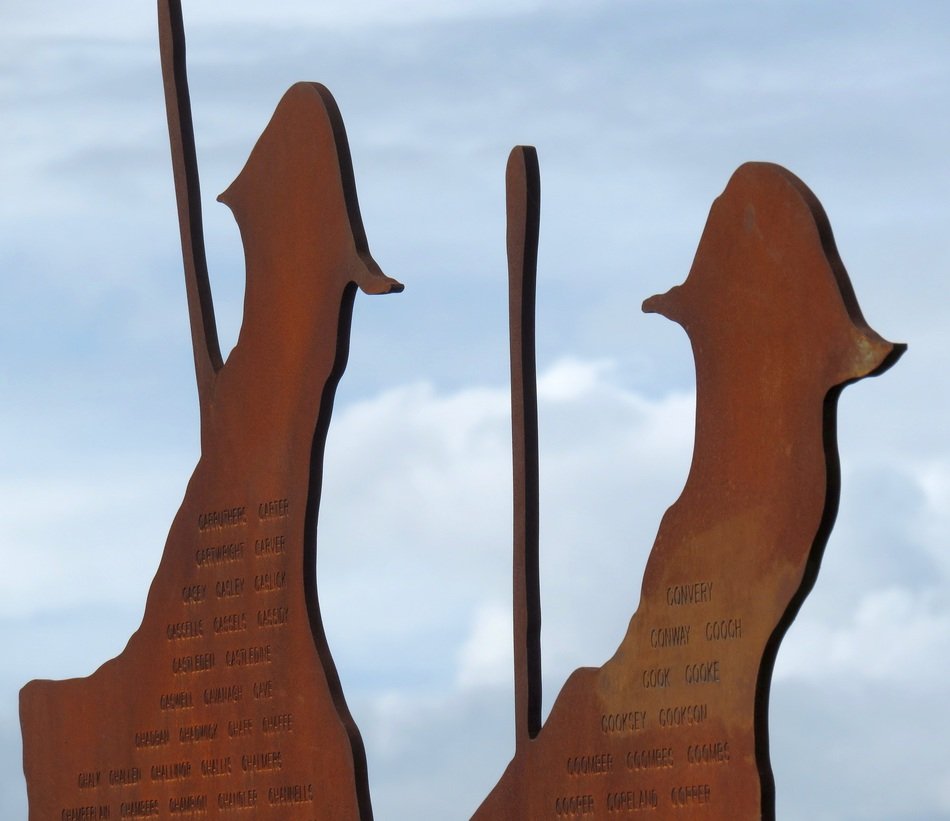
506 145 542 750
158 0 222 419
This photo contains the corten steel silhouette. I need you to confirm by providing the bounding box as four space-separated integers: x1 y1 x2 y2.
474 161 904 819
19 2 400 818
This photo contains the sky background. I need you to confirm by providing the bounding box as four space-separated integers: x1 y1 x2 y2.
1 1 948 818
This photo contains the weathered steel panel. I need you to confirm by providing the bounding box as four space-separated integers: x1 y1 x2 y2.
475 160 904 820
19 4 400 819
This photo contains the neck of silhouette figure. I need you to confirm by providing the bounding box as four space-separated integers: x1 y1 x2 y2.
682 356 834 522
201 255 354 464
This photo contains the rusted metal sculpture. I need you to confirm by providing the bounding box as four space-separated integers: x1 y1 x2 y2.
19 1 400 818
474 161 904 819
19 0 906 816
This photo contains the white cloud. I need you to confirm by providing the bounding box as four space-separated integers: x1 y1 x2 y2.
0 464 184 618
912 459 950 569
777 586 950 689
537 356 614 401
456 601 512 689
315 358 695 693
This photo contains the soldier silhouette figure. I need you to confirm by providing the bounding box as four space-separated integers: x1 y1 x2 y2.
20 3 399 818
476 161 903 820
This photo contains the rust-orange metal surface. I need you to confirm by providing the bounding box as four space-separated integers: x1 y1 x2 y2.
474 161 904 820
19 2 400 819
